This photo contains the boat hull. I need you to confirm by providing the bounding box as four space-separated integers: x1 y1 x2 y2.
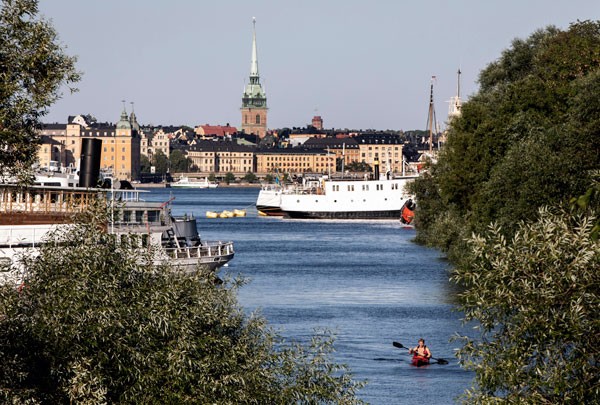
279 176 417 220
284 209 402 220
411 356 430 367
256 185 285 216
256 205 285 216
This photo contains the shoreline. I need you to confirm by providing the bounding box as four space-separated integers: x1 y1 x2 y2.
138 183 262 189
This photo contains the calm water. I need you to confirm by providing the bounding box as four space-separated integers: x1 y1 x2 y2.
142 187 474 404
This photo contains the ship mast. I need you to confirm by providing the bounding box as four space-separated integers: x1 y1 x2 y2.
426 76 437 155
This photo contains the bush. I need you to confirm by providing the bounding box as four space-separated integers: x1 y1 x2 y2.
0 206 365 403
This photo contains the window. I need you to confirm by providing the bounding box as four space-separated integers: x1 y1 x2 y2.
255 114 261 124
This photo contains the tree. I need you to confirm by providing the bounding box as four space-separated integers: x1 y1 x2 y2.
169 149 191 172
0 0 80 182
345 161 372 173
451 207 600 403
139 154 151 173
411 21 600 260
224 172 235 184
0 206 365 403
152 150 169 174
242 171 257 183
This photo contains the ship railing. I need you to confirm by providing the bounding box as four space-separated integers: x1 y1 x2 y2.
163 241 234 260
0 225 55 248
0 186 101 215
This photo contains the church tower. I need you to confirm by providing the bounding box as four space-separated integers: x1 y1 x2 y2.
241 18 268 138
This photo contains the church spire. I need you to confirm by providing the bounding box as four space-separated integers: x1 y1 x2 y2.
250 17 259 78
241 17 268 138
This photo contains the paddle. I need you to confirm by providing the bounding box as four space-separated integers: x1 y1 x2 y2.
392 341 449 365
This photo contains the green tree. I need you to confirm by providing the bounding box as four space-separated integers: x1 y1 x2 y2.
140 154 151 173
412 21 600 260
242 171 257 183
224 172 235 184
169 149 191 172
152 150 169 174
452 207 600 403
0 206 365 403
346 161 372 173
0 0 80 182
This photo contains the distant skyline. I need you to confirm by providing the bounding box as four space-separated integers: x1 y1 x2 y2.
39 0 600 131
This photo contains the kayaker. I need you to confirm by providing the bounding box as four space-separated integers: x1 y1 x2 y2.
408 338 432 360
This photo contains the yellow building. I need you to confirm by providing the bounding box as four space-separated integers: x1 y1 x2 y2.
255 149 336 175
187 141 255 175
38 109 141 181
355 134 405 175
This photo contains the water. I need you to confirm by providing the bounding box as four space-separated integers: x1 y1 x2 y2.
141 187 475 404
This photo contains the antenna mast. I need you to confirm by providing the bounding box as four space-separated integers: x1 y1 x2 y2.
427 76 437 155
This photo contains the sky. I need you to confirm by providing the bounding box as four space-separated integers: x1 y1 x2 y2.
38 0 600 131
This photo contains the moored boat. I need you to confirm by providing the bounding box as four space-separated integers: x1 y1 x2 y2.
400 198 416 225
0 183 235 285
171 176 218 189
278 170 417 220
256 183 285 216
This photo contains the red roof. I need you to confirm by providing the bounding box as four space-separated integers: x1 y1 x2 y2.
197 125 238 137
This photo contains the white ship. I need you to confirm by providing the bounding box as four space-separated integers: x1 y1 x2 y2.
170 176 218 189
278 174 417 219
256 183 285 216
0 184 234 285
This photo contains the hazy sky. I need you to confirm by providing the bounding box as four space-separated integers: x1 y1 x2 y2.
38 0 600 131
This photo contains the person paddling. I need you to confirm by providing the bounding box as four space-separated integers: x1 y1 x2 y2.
408 338 432 366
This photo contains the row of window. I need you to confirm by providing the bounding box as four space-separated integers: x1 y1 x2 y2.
330 183 400 192
265 156 332 161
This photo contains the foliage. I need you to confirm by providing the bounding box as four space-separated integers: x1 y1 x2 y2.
139 154 151 173
224 172 235 184
412 20 600 258
345 161 372 173
242 171 257 183
151 149 169 174
207 173 216 182
0 0 80 181
168 149 191 173
264 174 274 183
451 207 600 403
0 204 365 403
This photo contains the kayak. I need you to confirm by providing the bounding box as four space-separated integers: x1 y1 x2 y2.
411 355 430 367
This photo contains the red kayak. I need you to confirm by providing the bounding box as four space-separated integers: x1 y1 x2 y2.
411 355 430 367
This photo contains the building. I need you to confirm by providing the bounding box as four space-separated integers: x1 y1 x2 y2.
37 135 64 170
194 124 238 138
255 148 336 175
141 128 170 161
303 137 360 169
240 18 268 138
187 140 255 175
38 108 141 181
312 115 323 130
354 133 405 175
